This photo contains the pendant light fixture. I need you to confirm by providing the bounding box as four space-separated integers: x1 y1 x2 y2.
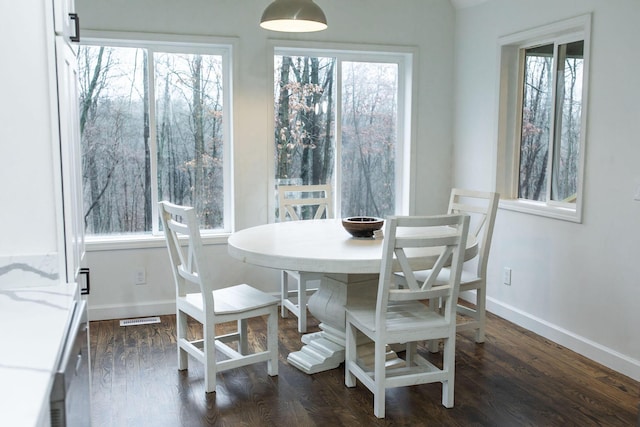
260 0 328 33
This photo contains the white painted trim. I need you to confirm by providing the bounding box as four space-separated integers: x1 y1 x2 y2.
486 296 640 382
498 14 590 47
498 199 580 223
88 300 175 321
87 291 281 321
85 233 229 251
80 30 239 49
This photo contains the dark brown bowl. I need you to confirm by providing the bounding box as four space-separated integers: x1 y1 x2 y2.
342 216 384 238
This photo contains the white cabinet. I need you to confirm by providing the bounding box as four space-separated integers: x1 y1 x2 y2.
53 0 86 284
0 0 84 288
56 37 85 283
52 0 79 45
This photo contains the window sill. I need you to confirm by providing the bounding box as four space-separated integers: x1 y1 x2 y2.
498 199 582 223
85 233 230 252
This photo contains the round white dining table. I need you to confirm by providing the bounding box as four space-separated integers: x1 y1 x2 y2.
227 218 478 374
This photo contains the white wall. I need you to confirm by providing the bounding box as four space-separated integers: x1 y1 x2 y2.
452 0 640 380
77 1 458 318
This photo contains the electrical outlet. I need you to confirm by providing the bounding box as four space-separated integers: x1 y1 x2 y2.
134 268 146 285
503 267 512 285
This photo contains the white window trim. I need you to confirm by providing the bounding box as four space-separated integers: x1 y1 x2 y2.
80 31 237 247
495 14 591 223
266 39 417 223
85 233 229 252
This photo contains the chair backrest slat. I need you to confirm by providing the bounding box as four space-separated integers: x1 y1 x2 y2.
178 265 200 285
447 189 499 278
377 214 470 328
278 184 333 221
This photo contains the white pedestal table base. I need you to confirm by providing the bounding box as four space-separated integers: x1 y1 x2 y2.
286 273 404 374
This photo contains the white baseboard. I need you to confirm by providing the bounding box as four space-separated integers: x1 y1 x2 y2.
484 296 640 382
87 292 281 322
88 300 175 321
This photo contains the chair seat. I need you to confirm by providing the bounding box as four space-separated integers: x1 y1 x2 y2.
181 284 278 314
214 284 278 313
347 301 449 337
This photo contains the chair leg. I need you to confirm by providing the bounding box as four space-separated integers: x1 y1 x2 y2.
238 319 248 355
441 334 455 408
344 321 357 388
474 284 486 343
203 318 217 393
177 310 188 370
427 297 442 353
297 275 307 333
267 307 278 376
373 339 387 418
405 341 417 366
428 339 440 353
280 270 289 318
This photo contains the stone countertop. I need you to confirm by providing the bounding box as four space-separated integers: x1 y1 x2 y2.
0 283 78 427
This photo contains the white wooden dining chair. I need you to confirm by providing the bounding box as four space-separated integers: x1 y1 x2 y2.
159 201 279 393
278 184 333 333
345 214 470 418
395 188 499 345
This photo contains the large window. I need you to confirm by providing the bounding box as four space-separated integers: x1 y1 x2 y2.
273 47 412 220
78 37 232 237
497 15 590 222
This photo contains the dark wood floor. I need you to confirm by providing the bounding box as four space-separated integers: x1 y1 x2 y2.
89 309 640 426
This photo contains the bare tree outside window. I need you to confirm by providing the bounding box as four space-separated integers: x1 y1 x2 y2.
341 61 397 218
78 44 228 235
274 56 334 189
155 52 225 229
551 41 583 203
274 54 400 219
79 46 147 234
518 41 583 204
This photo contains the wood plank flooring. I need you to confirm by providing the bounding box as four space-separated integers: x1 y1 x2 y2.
89 310 640 426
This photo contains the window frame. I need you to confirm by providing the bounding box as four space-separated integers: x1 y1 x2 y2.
79 31 237 247
495 14 591 223
267 40 416 222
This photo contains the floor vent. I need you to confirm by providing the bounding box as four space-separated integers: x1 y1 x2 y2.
119 316 161 327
